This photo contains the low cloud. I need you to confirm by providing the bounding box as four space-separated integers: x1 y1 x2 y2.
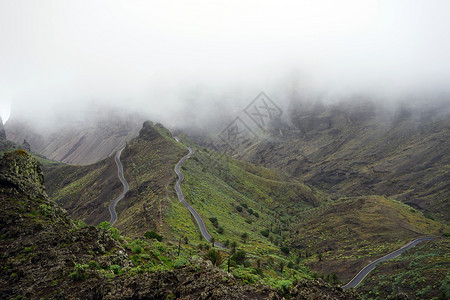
1 0 449 130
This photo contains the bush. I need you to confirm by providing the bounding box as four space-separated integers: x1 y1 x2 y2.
110 265 121 275
144 230 163 242
242 203 248 209
88 261 101 269
281 246 290 254
98 221 122 241
247 208 254 215
236 206 243 212
133 245 143 254
260 229 269 237
39 204 52 217
173 256 190 269
68 263 89 281
277 280 292 294
217 226 224 234
253 212 259 218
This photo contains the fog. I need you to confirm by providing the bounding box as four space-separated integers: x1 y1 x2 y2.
1 0 450 130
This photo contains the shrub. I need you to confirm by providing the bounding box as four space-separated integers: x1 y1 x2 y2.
242 203 248 209
247 208 254 215
236 206 243 212
260 229 269 237
277 280 292 294
98 221 122 241
281 246 290 254
68 263 89 281
88 261 100 270
173 256 190 269
217 227 224 234
133 245 143 254
39 204 52 217
253 212 259 218
144 230 163 242
110 265 121 275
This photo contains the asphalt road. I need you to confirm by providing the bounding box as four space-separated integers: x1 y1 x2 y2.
109 147 129 226
174 141 225 249
341 236 437 289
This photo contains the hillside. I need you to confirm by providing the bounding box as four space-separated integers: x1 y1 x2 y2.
226 99 450 222
0 148 361 299
289 196 447 281
45 121 187 237
358 238 450 300
5 108 144 165
43 119 449 299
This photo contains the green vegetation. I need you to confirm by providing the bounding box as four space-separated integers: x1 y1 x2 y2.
144 230 163 242
359 238 450 299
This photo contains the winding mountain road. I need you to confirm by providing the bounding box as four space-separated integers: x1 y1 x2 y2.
341 236 437 289
109 147 129 226
174 140 225 249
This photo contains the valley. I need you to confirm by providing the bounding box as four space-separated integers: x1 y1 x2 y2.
36 114 450 299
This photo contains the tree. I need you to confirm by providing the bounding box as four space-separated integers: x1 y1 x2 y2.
331 272 339 284
231 250 247 265
204 249 225 266
184 236 189 245
318 253 323 262
210 237 215 247
144 231 163 242
278 261 285 272
281 246 290 254
241 232 249 243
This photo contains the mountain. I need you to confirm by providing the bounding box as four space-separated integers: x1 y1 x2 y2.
43 120 449 299
5 107 144 165
44 121 187 236
0 148 361 299
227 99 450 222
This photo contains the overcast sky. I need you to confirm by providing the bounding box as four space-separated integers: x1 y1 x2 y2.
1 0 450 126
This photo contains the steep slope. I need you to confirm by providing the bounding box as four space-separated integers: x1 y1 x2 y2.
44 120 447 299
357 238 450 299
45 121 329 286
232 99 450 222
289 196 447 281
0 150 361 299
45 121 187 237
5 108 144 165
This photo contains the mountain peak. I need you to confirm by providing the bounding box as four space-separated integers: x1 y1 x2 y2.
138 121 165 141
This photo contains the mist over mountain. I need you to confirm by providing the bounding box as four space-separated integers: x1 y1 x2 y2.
1 1 450 299
2 0 450 131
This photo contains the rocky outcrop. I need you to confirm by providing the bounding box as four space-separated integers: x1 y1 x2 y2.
138 121 163 141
